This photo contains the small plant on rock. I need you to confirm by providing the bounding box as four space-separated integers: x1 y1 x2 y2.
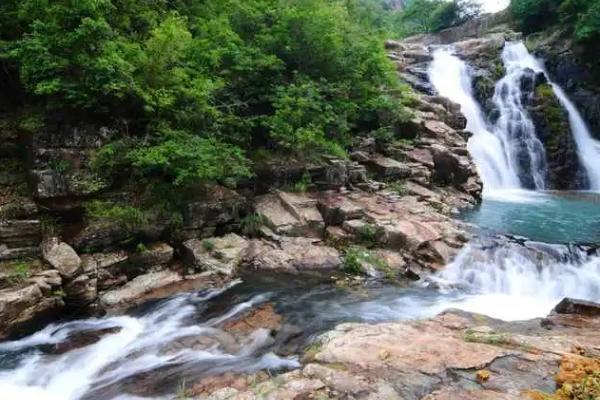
241 213 268 237
202 239 215 252
356 223 383 248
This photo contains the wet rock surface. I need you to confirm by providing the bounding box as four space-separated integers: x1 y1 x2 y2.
196 302 600 400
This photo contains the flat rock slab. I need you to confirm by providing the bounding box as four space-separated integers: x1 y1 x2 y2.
100 270 182 308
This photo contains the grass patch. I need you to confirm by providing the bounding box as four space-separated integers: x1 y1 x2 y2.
387 180 408 196
0 260 33 284
202 239 215 252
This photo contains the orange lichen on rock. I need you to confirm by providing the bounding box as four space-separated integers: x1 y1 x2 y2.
526 354 600 400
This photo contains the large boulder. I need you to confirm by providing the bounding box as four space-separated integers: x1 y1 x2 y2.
80 250 128 291
182 186 246 239
431 144 473 186
0 273 64 339
64 274 97 308
553 298 600 317
182 234 249 276
244 238 341 272
316 193 364 226
41 237 81 278
255 192 324 238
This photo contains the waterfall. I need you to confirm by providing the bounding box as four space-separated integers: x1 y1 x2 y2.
551 85 600 190
499 42 600 191
432 240 600 320
428 49 522 193
493 42 548 190
429 41 600 193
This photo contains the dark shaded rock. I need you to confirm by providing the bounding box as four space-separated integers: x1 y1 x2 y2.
554 298 600 317
182 186 246 239
0 220 41 248
71 222 132 252
431 144 472 185
128 242 174 269
524 79 588 190
64 274 97 308
31 170 69 199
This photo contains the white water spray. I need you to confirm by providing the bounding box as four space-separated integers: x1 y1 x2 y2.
428 48 522 193
493 42 548 190
433 241 600 320
0 289 298 400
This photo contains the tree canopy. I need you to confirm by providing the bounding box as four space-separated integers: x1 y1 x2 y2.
0 0 480 189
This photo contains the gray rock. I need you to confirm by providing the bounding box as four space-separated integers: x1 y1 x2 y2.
42 238 81 278
31 170 69 199
0 282 64 339
182 234 249 275
65 274 97 307
100 270 182 308
256 192 324 238
554 298 600 316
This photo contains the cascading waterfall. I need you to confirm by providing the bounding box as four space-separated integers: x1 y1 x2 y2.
429 41 600 193
428 48 522 192
431 240 600 320
551 85 600 190
500 42 600 191
493 42 548 190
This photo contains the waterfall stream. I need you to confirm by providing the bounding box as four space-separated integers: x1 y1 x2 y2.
429 41 600 193
1 239 599 399
428 48 522 193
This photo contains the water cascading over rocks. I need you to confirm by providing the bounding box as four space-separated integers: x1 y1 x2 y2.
430 41 600 192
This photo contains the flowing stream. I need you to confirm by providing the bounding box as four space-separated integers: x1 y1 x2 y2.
1 227 600 399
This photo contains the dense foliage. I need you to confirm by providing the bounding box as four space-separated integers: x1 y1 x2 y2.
510 0 600 43
0 0 480 191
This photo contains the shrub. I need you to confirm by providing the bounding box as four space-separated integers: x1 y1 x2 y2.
356 223 383 247
86 200 149 229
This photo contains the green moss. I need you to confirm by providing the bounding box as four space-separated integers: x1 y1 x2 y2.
535 83 569 153
86 200 150 230
387 180 408 196
202 239 215 252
